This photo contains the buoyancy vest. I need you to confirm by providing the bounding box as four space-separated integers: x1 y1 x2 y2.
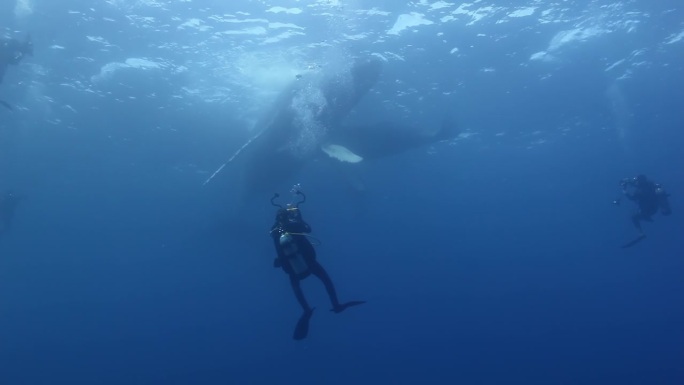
279 233 309 275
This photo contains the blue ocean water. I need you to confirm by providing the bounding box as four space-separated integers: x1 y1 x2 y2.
1 1 683 384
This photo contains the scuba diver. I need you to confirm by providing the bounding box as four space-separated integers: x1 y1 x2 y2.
614 174 671 248
0 191 24 240
0 34 33 111
269 185 365 340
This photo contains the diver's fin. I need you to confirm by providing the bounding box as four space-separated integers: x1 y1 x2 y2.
621 234 646 248
0 100 13 111
321 144 364 163
293 308 314 340
331 300 366 314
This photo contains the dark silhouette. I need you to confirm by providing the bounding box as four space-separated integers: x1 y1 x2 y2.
0 191 24 239
269 189 364 340
323 114 459 162
615 175 671 248
202 57 383 198
0 34 32 84
0 34 32 110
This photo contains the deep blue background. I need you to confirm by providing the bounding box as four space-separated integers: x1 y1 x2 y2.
1 1 683 384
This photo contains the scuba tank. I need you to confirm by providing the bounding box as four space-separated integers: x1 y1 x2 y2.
279 233 309 275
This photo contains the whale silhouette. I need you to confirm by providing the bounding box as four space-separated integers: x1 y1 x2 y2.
205 56 384 197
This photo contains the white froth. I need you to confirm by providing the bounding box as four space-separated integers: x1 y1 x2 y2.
547 27 607 52
91 58 174 83
267 7 303 15
262 31 306 44
449 4 502 26
428 1 454 11
508 7 536 18
178 18 212 31
217 27 268 36
388 12 434 35
665 30 684 44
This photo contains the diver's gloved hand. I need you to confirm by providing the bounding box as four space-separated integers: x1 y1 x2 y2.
331 301 366 314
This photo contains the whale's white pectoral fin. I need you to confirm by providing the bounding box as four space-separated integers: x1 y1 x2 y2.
321 144 364 163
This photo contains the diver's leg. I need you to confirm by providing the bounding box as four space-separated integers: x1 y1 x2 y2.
621 211 648 248
631 213 644 235
310 262 365 313
309 262 341 308
289 274 314 340
289 275 312 312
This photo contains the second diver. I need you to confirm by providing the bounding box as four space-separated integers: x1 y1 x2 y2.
615 174 671 248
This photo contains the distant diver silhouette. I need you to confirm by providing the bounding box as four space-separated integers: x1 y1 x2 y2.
0 191 24 239
0 33 33 111
615 174 671 248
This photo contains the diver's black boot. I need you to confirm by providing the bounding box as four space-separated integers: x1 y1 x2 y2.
293 308 314 340
331 301 366 314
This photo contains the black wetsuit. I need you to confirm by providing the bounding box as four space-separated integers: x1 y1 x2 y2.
271 215 342 313
623 177 671 235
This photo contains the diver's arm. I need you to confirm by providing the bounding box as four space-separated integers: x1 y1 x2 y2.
623 190 635 201
620 178 636 200
272 235 286 267
272 230 285 254
291 221 311 233
622 185 636 201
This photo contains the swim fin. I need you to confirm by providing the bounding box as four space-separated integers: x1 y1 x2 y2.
621 234 646 248
331 301 366 314
293 308 314 340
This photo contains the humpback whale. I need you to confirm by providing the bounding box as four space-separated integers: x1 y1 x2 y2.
206 56 384 197
205 56 458 200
